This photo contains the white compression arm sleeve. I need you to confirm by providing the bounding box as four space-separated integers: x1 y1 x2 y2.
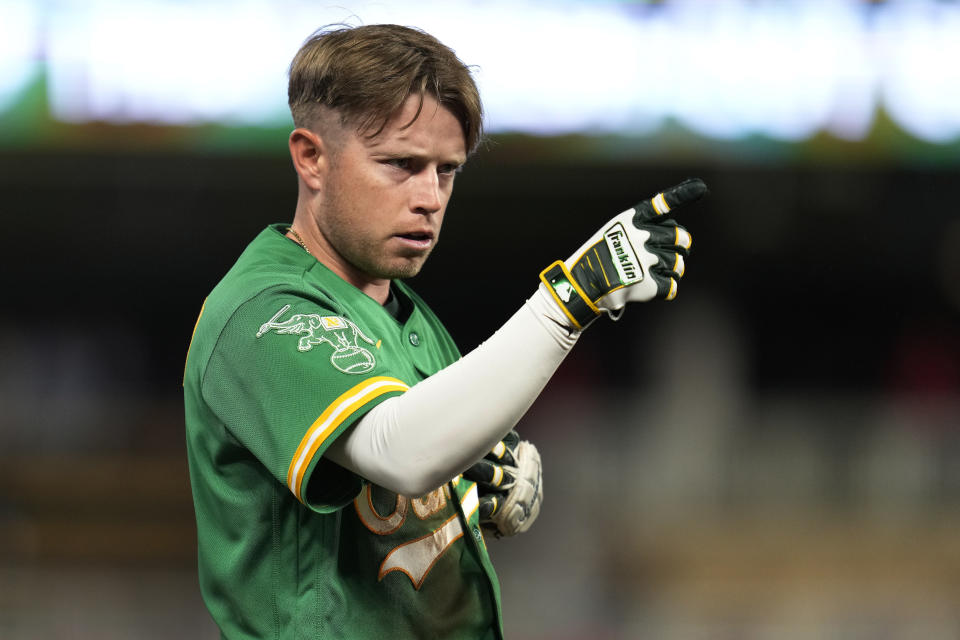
324 284 579 496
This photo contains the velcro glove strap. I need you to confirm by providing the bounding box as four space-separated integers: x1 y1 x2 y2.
539 261 600 330
542 178 707 326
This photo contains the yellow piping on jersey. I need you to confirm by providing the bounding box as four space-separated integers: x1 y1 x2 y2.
183 298 207 387
288 376 409 502
459 481 485 549
461 481 480 520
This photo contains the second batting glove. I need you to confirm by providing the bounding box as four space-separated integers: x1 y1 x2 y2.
464 430 542 538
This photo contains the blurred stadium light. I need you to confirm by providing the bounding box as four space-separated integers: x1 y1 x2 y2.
0 0 41 112
1 0 960 147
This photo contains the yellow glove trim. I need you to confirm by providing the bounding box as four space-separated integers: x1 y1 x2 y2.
538 260 601 330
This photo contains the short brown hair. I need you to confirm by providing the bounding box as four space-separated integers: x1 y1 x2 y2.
288 24 483 154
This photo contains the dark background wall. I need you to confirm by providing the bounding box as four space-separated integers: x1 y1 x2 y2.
2 137 959 638
2 145 956 405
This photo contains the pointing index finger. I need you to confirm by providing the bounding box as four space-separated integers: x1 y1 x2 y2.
633 178 709 224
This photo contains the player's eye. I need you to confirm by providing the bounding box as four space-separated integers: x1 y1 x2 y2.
438 163 462 176
384 158 412 170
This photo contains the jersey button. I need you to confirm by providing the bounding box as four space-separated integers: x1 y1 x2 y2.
408 332 420 346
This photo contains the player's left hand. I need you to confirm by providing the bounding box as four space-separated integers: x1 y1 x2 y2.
540 178 708 329
464 430 542 537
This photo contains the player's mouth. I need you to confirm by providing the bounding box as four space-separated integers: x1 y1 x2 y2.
394 230 435 251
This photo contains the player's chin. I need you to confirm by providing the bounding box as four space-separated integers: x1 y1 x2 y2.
380 255 430 280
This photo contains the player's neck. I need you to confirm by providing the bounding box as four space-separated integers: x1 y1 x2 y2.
288 204 393 304
332 270 391 305
286 229 392 305
313 244 391 304
355 278 392 305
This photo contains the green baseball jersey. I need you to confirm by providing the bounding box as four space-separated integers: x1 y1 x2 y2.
184 224 503 639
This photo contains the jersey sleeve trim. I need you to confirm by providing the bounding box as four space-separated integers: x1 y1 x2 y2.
288 376 410 502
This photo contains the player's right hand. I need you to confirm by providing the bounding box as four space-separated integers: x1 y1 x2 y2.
539 178 708 329
464 430 542 537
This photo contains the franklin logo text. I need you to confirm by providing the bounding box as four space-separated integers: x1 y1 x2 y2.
604 222 643 285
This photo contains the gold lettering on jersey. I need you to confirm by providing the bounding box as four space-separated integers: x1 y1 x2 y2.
378 514 464 590
353 483 477 590
410 487 447 520
354 486 408 535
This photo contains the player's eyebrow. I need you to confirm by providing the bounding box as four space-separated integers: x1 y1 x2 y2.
372 150 466 168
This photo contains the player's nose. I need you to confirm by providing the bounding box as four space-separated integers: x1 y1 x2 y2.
410 170 443 214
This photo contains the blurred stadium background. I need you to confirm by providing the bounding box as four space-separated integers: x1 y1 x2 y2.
2 1 960 638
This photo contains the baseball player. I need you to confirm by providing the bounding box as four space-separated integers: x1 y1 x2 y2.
183 24 706 639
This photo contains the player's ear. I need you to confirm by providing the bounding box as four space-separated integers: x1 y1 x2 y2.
289 127 329 190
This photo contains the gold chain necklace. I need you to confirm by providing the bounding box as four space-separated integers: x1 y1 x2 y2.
287 227 312 257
